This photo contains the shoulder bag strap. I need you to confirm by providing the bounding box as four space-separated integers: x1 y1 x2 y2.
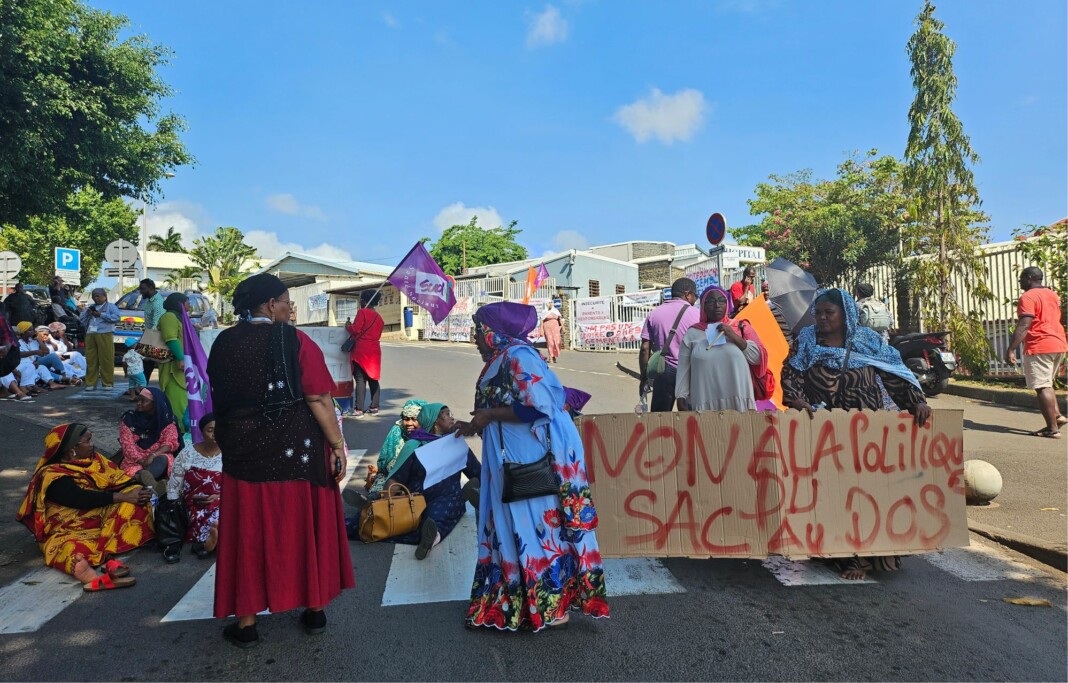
660 303 690 351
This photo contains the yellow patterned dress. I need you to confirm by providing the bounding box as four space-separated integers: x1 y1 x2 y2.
17 425 155 575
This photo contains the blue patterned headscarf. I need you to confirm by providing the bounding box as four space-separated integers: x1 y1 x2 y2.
788 288 919 388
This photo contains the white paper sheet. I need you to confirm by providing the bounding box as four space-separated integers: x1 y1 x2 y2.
415 435 471 489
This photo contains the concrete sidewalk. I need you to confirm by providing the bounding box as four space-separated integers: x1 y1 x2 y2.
615 358 1068 571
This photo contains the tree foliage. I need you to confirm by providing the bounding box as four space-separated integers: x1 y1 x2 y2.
1011 222 1068 324
0 0 193 227
149 227 186 253
426 217 528 276
187 227 258 308
163 265 203 289
731 151 906 286
0 188 138 287
902 1 991 375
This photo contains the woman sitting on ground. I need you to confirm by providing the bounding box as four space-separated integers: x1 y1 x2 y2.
16 423 155 591
364 399 426 492
119 387 180 493
781 287 930 580
165 412 222 562
346 403 480 560
47 322 87 381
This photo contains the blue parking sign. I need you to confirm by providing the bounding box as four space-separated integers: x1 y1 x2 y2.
55 248 81 271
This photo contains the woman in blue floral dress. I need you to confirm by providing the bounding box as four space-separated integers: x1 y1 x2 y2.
457 302 609 631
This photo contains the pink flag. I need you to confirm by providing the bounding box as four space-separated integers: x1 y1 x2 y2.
387 242 457 324
179 309 213 443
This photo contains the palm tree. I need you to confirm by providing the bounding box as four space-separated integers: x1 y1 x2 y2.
148 226 186 253
188 227 259 309
163 265 204 289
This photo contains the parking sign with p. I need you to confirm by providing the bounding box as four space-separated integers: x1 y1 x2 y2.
54 247 81 285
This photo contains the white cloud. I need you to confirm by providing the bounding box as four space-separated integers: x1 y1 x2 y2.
433 202 505 231
245 230 353 262
526 5 568 48
141 200 208 250
381 11 399 28
265 193 327 221
613 87 709 144
552 230 588 251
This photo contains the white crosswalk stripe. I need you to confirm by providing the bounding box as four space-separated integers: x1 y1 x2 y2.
0 566 83 634
762 556 877 585
920 542 1051 582
70 386 128 400
160 451 365 623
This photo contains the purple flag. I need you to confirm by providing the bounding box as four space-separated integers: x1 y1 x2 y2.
533 263 550 289
180 309 213 443
387 242 457 324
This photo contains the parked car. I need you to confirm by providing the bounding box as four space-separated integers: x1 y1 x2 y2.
112 289 214 365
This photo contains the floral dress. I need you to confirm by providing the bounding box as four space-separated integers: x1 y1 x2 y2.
166 444 222 543
466 342 609 631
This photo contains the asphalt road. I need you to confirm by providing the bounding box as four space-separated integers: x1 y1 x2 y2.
0 342 1065 682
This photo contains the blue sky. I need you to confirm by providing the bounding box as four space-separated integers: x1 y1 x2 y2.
95 0 1067 265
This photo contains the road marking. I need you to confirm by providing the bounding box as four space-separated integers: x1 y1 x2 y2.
70 386 128 400
921 543 1052 582
381 342 629 379
0 567 83 634
762 556 877 586
382 508 685 606
161 453 363 623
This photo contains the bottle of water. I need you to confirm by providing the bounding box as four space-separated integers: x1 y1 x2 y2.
635 396 648 415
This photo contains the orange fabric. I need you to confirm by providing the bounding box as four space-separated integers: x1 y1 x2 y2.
735 294 789 410
17 425 154 575
1018 288 1068 356
522 266 537 304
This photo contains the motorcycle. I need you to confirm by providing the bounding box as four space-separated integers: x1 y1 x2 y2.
890 331 956 397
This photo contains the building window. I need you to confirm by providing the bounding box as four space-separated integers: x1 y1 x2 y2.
336 298 358 322
588 280 600 297
615 284 625 295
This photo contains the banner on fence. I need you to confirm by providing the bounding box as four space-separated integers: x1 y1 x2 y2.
621 291 662 307
577 409 968 559
574 296 613 325
425 296 474 341
578 322 643 346
688 266 719 295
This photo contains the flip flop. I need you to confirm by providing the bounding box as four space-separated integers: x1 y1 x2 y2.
1057 416 1068 427
102 558 131 578
83 574 136 592
1032 428 1061 439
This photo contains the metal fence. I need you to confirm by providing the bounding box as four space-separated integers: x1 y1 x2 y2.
568 292 658 351
415 276 558 342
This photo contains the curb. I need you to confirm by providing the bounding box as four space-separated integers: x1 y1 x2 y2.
944 382 1067 413
967 520 1068 572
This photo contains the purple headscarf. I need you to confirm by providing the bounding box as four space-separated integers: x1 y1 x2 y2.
473 302 538 350
563 387 592 412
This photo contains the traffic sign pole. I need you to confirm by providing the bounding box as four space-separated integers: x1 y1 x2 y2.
0 250 22 296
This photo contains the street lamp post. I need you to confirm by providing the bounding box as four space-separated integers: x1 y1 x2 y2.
141 172 175 281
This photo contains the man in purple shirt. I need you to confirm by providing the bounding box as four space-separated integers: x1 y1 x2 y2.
639 277 700 412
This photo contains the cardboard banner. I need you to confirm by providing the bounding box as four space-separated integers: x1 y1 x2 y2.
578 409 968 559
578 322 643 345
621 291 662 307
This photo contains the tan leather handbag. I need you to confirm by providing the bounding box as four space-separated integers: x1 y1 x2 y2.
358 483 426 543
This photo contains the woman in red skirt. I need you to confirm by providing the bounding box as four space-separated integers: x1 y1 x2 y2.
207 273 354 648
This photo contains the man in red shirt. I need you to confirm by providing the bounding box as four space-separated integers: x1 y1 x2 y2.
1006 266 1067 438
729 267 757 315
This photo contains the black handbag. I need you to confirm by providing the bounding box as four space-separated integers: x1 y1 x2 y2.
341 336 356 353
154 497 189 547
499 422 562 504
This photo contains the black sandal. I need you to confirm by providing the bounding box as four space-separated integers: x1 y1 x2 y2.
1032 427 1062 439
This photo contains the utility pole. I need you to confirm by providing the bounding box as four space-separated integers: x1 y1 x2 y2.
462 240 467 272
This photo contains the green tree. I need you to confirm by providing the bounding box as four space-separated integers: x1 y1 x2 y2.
426 217 528 275
149 227 186 253
731 151 906 286
902 1 992 375
0 0 193 227
0 187 138 287
1011 221 1068 324
188 227 258 308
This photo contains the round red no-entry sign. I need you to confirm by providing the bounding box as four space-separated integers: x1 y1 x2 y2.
706 212 726 245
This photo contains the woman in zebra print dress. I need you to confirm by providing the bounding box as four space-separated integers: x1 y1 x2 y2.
781 288 931 580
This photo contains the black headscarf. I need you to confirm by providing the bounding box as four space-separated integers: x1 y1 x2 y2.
855 283 875 299
122 387 179 449
232 273 287 319
163 292 188 313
